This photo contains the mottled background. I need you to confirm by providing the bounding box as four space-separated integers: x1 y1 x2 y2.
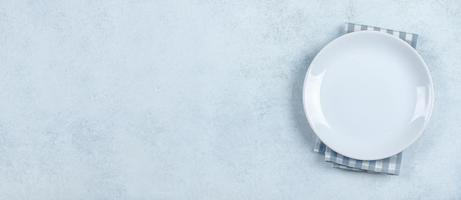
0 0 460 199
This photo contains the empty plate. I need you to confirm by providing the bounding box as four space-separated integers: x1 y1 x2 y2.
303 31 434 160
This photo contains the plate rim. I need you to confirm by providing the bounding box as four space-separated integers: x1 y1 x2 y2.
302 31 435 160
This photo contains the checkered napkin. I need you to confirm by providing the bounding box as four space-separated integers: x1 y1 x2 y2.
313 22 419 175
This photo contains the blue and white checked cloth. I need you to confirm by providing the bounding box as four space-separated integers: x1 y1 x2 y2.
314 23 419 175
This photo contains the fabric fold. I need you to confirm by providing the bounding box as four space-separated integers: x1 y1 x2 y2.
313 22 419 175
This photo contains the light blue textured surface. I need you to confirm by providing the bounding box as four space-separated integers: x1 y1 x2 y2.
0 0 460 199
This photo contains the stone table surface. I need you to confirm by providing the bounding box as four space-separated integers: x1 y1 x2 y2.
0 0 460 199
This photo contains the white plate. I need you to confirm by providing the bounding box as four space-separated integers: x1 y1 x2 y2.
303 31 434 160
